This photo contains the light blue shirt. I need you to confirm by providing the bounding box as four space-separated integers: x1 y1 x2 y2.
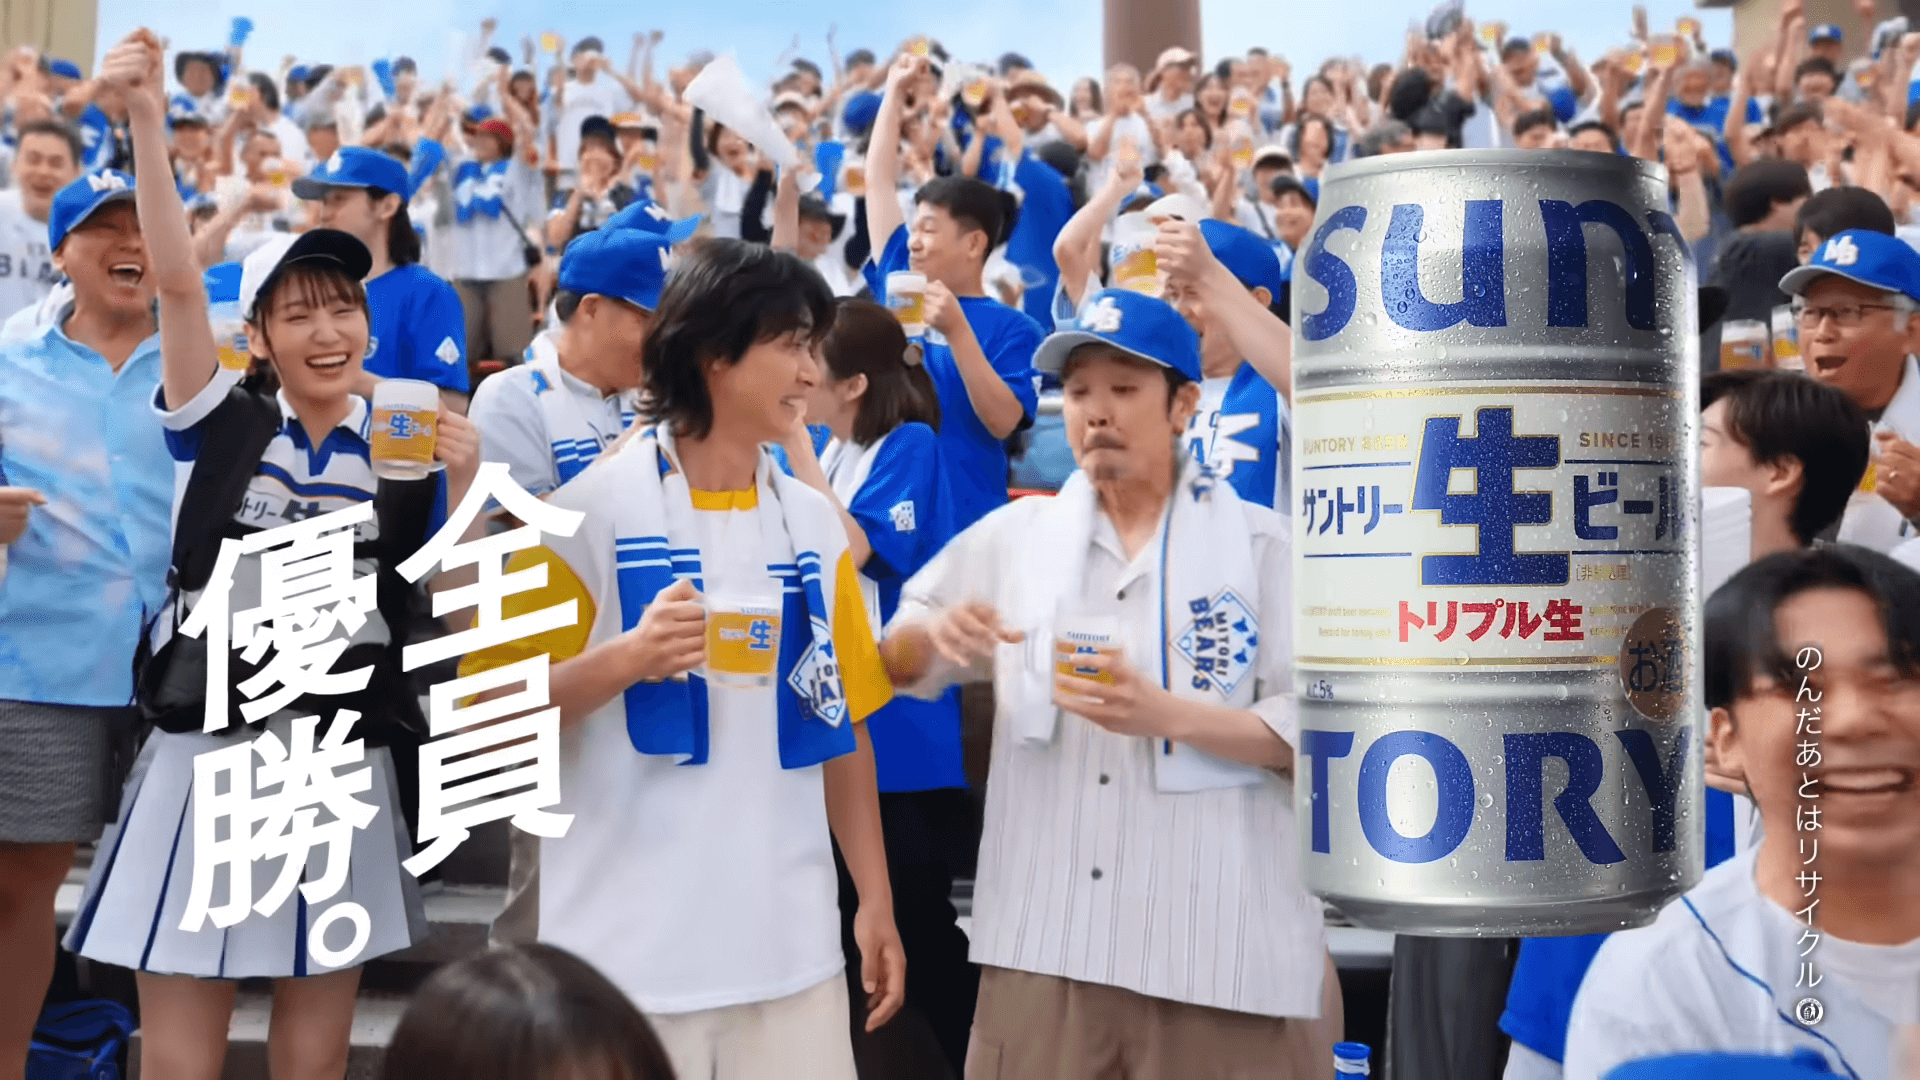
0 315 170 705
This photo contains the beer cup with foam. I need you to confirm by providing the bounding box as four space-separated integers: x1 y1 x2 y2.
1111 212 1160 295
371 379 440 481
887 271 927 337
704 593 782 689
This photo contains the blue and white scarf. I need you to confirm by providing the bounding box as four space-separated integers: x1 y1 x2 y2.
1005 457 1271 792
613 425 856 769
453 159 511 223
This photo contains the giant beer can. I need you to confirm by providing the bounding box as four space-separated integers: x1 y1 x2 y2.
1291 150 1702 935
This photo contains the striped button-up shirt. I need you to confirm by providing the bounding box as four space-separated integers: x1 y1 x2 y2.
894 494 1326 1019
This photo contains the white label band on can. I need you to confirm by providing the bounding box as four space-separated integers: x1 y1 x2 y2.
1294 380 1688 673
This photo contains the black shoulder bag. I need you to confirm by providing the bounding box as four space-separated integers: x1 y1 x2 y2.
135 388 440 743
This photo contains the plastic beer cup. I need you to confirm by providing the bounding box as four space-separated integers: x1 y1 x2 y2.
887 271 927 337
370 379 440 481
1111 212 1161 295
1771 305 1802 370
1054 605 1121 688
705 594 782 689
1719 319 1768 370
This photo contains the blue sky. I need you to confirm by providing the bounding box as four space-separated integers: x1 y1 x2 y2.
98 0 1732 92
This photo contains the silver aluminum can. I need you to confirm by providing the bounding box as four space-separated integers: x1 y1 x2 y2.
1290 150 1703 936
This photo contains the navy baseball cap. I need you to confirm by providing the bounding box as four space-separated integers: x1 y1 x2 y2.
238 229 373 319
1033 289 1203 382
1809 23 1843 42
1200 218 1285 301
843 92 882 136
292 147 411 201
1779 229 1920 302
557 228 678 313
1605 1050 1834 1079
605 198 703 240
48 170 136 251
45 58 81 81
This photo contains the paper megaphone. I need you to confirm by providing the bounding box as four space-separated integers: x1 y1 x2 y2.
681 53 801 172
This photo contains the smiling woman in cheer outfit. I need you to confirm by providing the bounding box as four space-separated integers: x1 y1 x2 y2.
61 30 484 1080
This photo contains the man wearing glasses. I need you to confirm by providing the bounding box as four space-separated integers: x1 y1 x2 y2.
1778 230 1920 555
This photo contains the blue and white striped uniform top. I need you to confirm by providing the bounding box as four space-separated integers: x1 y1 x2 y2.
468 358 638 499
150 368 447 656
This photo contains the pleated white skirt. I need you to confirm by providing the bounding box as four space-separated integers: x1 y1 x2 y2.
64 718 427 979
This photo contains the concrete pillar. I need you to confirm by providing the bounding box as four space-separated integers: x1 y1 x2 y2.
1104 0 1202 75
1 0 98 74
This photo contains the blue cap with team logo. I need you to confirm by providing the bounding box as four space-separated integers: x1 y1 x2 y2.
1809 23 1844 42
557 227 677 313
48 169 136 251
1032 288 1202 382
605 197 702 241
1605 1050 1835 1079
292 147 411 201
1200 218 1285 301
1778 229 1920 302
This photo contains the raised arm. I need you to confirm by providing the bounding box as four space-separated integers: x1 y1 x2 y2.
769 165 801 253
864 54 924 254
192 185 278 270
1629 62 1673 162
1053 153 1142 311
1158 219 1294 402
1727 47 1764 167
110 30 215 409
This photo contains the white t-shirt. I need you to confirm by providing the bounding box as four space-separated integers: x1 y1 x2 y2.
554 73 634 174
213 174 298 263
1147 91 1194 122
536 473 856 1015
1086 114 1160 197
0 190 58 326
1564 847 1916 1080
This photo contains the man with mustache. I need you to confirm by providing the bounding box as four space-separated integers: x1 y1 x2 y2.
880 288 1340 1078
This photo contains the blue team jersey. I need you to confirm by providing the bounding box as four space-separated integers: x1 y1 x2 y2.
999 147 1076 329
1498 787 1740 1063
1188 362 1290 512
842 423 966 792
364 264 469 392
870 225 1043 532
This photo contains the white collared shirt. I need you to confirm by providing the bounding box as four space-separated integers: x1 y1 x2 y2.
1564 848 1916 1080
468 355 636 497
891 492 1325 1018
